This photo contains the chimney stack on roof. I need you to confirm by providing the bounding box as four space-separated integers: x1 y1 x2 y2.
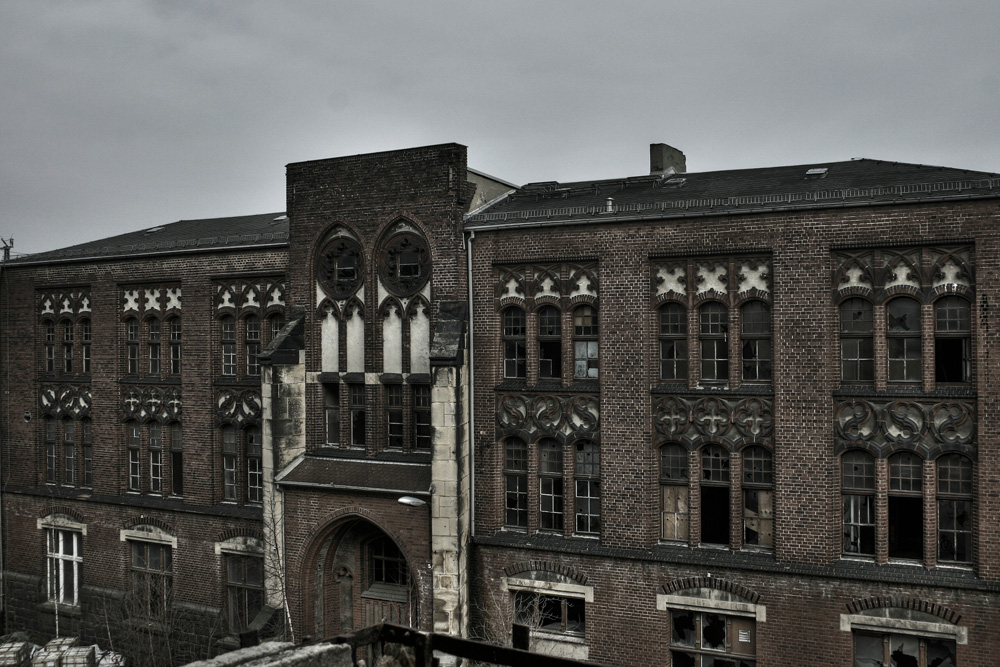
650 143 686 175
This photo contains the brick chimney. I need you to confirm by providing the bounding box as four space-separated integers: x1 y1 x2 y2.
650 143 686 175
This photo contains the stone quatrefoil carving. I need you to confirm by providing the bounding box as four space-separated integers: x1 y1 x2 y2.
496 393 599 437
40 385 92 419
121 386 182 422
835 399 975 456
216 388 262 427
653 396 773 446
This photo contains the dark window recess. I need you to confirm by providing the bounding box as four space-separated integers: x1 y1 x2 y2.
935 295 971 382
413 385 431 449
387 385 403 449
888 453 924 560
700 446 730 546
503 308 526 379
350 385 366 447
537 306 562 379
325 384 340 446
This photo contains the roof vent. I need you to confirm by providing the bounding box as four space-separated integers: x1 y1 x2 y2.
805 168 829 179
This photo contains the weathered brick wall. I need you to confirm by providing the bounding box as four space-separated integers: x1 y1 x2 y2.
469 197 1000 665
0 245 286 651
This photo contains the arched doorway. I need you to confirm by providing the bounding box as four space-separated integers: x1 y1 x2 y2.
307 518 417 638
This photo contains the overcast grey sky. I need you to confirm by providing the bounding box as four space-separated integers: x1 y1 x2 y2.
2 0 998 256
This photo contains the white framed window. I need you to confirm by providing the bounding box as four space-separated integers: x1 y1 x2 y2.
38 514 87 607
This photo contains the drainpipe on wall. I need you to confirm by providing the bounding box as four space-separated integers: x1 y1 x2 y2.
465 230 476 538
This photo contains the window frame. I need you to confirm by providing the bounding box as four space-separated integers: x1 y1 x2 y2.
572 305 599 379
700 445 731 546
502 307 527 380
936 454 972 564
658 302 688 382
934 296 971 384
842 450 876 557
538 439 564 532
46 528 82 607
573 440 600 536
886 297 922 383
504 437 529 529
699 302 729 383
741 446 773 548
839 298 874 383
740 300 771 382
537 305 562 380
660 443 690 542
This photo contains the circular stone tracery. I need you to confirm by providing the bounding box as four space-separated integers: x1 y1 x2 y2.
316 237 364 299
378 232 430 297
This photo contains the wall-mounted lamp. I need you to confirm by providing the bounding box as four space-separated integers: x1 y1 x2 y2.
397 496 427 507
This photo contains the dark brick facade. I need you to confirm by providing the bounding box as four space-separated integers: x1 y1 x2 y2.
468 190 1000 665
2 143 998 666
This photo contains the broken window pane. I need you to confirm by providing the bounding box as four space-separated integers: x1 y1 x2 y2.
702 613 727 650
671 610 696 646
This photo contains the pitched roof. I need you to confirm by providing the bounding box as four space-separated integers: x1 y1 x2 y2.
8 212 289 266
465 159 1000 229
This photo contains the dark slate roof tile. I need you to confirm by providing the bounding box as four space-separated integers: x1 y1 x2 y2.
10 212 289 265
466 159 1000 228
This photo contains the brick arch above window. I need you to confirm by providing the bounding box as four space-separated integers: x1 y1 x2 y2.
660 577 762 605
121 515 175 535
502 561 589 586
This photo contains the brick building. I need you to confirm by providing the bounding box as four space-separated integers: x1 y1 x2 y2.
1 142 998 667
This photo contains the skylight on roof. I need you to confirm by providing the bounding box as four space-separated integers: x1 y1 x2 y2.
805 168 828 179
144 226 164 234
